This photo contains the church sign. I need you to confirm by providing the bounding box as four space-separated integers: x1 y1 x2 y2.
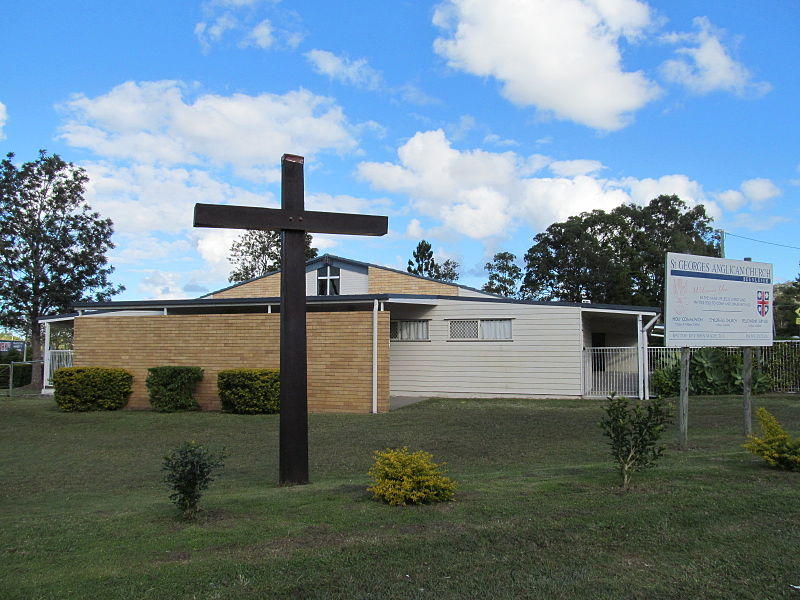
664 252 773 347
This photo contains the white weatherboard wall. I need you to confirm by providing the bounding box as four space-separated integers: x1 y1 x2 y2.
389 300 583 398
305 265 368 296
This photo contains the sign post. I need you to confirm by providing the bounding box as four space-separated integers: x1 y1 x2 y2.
665 252 773 446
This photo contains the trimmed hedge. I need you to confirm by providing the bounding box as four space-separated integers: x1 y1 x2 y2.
217 368 280 414
146 366 203 412
53 367 133 412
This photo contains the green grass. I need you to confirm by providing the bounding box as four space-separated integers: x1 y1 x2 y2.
1 394 798 599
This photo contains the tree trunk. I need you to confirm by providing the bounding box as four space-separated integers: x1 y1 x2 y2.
29 320 43 388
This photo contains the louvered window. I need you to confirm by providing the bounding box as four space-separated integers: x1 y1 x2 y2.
449 319 512 340
390 320 429 341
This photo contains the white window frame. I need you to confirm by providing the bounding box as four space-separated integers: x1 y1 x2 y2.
448 318 513 341
317 265 340 296
390 319 430 341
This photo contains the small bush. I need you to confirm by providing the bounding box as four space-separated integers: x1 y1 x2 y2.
367 447 457 506
600 393 672 489
217 368 280 414
743 407 800 471
163 441 226 519
53 367 133 411
146 366 203 412
0 363 32 388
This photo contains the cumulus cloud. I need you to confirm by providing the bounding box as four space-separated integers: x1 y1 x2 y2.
716 189 746 211
0 101 7 139
358 129 714 240
305 50 383 90
433 0 660 131
660 17 771 97
58 81 358 177
741 178 780 206
82 161 271 237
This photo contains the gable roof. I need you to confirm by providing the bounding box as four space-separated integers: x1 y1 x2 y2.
200 253 498 299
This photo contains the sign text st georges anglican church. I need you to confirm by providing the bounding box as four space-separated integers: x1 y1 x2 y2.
665 252 773 347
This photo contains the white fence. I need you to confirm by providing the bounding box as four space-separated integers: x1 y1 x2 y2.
584 340 800 398
47 350 74 387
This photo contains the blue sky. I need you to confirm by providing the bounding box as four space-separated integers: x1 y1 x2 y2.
2 0 798 300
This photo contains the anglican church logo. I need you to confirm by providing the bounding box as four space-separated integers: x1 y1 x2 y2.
756 290 770 317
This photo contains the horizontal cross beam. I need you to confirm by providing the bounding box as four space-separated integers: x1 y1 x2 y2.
194 203 387 236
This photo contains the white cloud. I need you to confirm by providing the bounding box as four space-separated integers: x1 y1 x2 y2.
716 189 746 211
82 161 270 237
741 178 780 206
358 129 718 240
549 159 605 177
725 212 790 232
405 218 424 239
433 0 660 131
660 17 771 97
137 271 190 300
0 101 6 139
195 0 303 51
305 50 383 90
242 19 274 49
110 236 192 265
58 81 358 176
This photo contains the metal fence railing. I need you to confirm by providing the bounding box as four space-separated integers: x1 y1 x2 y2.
584 340 800 397
46 350 74 387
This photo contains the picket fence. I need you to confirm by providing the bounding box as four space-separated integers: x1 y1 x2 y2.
584 340 800 398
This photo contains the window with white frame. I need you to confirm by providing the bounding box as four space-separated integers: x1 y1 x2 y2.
449 319 512 340
390 320 429 341
317 265 340 295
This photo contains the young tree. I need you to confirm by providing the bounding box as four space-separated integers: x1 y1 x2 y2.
482 251 523 298
228 230 317 283
522 195 719 306
407 239 459 282
0 151 123 386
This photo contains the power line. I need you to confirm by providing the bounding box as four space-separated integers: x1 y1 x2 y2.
723 231 800 251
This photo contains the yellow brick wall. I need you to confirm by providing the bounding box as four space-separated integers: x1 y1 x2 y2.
73 311 389 414
209 274 281 298
367 266 459 295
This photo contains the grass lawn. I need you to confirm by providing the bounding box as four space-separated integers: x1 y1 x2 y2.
1 393 798 599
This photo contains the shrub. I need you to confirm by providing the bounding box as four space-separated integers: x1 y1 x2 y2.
367 447 457 506
651 348 771 397
53 367 133 411
217 368 280 414
146 366 203 412
599 393 672 489
743 407 800 471
163 441 226 519
0 362 32 388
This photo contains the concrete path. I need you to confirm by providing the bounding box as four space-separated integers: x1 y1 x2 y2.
389 396 428 410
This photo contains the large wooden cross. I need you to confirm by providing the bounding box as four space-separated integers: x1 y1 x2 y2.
194 154 388 485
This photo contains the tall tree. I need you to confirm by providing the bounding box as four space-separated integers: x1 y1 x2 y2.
522 195 720 306
407 239 459 282
0 151 124 385
228 230 317 283
773 263 800 338
482 251 523 298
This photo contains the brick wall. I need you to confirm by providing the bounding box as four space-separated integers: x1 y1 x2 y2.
73 311 389 413
209 274 281 298
367 266 459 295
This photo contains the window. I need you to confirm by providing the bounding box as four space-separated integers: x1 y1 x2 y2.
317 265 340 295
390 320 429 341
449 319 512 340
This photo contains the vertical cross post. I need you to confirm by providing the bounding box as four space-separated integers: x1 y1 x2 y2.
279 155 309 485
